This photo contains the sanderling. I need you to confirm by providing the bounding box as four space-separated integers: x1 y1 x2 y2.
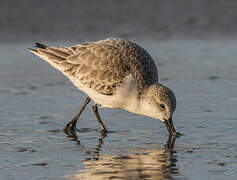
29 38 178 136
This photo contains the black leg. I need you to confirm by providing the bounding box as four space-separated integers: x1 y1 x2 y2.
92 104 107 132
64 97 91 130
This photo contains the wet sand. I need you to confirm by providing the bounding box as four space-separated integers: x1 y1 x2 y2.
0 39 237 179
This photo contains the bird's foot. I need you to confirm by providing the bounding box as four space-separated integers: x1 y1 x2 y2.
172 131 183 137
64 122 77 132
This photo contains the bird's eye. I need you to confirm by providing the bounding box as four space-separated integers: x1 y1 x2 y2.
160 104 165 110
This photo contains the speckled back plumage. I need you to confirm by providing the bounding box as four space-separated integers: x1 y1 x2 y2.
99 38 159 92
30 38 158 96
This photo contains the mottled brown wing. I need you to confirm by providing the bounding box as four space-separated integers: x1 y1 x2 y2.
65 44 127 95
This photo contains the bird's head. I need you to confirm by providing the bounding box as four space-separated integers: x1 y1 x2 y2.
139 84 177 135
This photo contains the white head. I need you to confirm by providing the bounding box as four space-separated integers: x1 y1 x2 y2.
139 84 177 135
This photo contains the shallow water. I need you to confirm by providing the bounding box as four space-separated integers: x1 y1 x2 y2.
0 40 237 180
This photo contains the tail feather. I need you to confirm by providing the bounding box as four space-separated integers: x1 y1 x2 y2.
28 48 37 53
35 42 47 49
38 48 65 62
29 42 74 76
47 47 70 59
29 42 65 63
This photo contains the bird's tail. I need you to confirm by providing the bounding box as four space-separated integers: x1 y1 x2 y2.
28 43 73 73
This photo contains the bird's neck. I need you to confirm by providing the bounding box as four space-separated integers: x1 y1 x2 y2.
121 87 148 116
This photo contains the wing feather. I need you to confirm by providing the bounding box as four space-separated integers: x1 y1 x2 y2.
65 44 125 95
47 47 70 59
29 38 158 96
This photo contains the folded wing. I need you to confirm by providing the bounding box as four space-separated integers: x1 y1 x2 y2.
29 42 128 95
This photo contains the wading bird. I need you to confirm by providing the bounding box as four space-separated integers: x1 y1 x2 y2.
29 38 179 136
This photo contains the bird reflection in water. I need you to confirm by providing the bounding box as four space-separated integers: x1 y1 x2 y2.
65 130 179 180
64 128 107 161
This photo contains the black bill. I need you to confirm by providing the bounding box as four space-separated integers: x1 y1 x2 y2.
163 118 177 135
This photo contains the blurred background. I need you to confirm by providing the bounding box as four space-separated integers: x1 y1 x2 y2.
1 0 237 42
1 1 237 180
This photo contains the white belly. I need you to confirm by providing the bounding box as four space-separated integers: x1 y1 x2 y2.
69 73 139 110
